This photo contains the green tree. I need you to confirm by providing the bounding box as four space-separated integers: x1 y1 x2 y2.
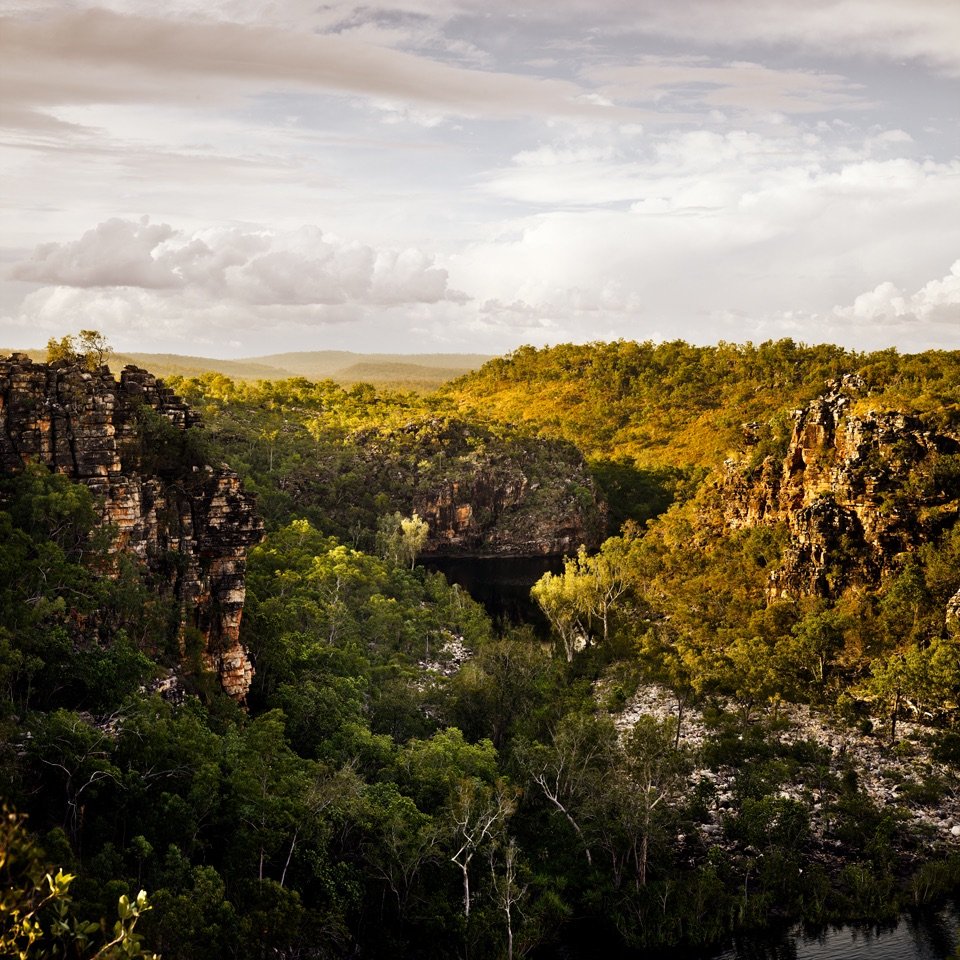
225 711 316 882
620 717 689 887
517 712 618 867
376 511 430 569
531 564 588 662
359 783 438 921
447 777 517 920
0 810 157 959
45 330 112 370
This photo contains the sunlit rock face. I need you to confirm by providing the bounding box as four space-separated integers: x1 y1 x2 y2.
723 375 960 599
414 452 604 559
0 354 263 701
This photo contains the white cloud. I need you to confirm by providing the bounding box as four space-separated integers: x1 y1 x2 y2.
9 218 461 308
451 140 960 349
37 0 960 79
617 0 960 78
586 58 867 116
1 2 957 358
832 261 960 327
0 8 642 126
11 218 182 289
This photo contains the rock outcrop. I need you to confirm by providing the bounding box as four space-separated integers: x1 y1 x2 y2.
0 354 263 700
948 586 960 629
724 375 960 598
414 451 603 558
283 415 606 559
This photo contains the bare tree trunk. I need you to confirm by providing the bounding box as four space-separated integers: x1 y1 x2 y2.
639 829 649 887
461 860 471 918
535 776 592 866
280 828 298 887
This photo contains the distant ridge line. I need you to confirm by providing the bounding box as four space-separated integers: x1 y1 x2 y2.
0 348 494 391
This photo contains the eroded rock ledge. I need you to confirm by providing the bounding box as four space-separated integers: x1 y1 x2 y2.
0 354 263 700
724 376 960 598
414 450 603 559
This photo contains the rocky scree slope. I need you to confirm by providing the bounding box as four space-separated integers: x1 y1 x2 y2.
0 354 263 700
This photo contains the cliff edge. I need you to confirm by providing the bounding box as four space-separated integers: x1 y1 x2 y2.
0 354 263 700
723 375 960 598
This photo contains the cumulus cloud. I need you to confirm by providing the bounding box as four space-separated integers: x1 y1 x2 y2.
2 2 958 358
832 261 960 327
9 218 461 308
451 137 960 350
11 219 182 289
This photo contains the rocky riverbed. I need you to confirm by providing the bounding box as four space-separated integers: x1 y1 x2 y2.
615 683 960 848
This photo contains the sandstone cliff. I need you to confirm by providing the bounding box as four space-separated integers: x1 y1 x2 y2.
0 354 263 699
397 421 605 558
723 375 960 598
276 414 606 559
414 452 602 558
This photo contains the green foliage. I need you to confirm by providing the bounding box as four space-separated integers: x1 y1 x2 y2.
7 339 960 958
0 466 170 718
376 511 430 569
165 373 602 547
444 340 853 471
46 330 112 371
131 405 211 476
0 809 156 959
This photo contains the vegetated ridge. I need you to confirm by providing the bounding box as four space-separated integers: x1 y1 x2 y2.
168 373 606 557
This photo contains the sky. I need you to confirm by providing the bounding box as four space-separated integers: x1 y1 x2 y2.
1 0 959 357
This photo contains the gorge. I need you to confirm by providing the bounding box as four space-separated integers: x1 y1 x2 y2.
3 340 960 960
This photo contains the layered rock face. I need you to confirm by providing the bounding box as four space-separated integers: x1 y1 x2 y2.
0 354 263 699
414 458 602 558
404 427 605 558
724 376 960 598
284 415 606 559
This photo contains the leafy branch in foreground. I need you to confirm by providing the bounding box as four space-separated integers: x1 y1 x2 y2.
0 809 158 959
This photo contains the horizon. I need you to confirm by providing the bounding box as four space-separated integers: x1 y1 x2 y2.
2 1 958 356
2 336 951 368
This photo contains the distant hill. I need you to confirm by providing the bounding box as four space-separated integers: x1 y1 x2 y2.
253 350 493 378
0 348 492 391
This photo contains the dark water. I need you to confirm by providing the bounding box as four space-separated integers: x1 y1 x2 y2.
712 908 959 960
538 907 959 960
424 555 563 630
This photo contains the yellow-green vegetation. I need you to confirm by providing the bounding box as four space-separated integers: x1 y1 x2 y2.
443 340 859 465
0 810 156 960
441 340 960 531
45 330 112 371
166 372 604 546
4 336 960 960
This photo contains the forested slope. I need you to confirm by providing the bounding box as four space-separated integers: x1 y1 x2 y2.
444 340 960 527
4 339 960 960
